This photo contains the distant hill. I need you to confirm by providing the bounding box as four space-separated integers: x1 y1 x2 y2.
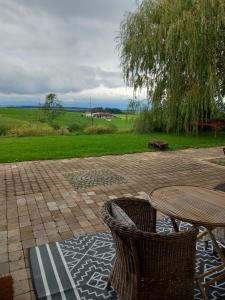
3 105 90 112
2 106 126 113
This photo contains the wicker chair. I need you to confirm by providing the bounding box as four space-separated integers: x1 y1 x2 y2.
100 197 198 300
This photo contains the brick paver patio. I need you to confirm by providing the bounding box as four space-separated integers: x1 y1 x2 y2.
1 147 225 299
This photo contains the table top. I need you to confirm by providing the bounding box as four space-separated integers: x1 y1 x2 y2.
150 186 225 227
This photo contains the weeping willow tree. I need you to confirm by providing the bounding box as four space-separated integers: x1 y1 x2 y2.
119 0 225 133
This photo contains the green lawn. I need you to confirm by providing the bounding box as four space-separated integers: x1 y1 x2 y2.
0 132 225 163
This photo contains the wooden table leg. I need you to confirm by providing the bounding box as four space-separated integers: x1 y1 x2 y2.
195 276 208 300
207 229 225 265
195 227 225 300
169 222 225 298
170 218 179 232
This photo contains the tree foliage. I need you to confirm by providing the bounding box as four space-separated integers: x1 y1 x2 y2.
128 99 141 114
91 107 123 114
40 93 64 123
119 0 225 133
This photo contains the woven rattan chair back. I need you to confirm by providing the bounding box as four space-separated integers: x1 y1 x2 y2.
100 197 198 300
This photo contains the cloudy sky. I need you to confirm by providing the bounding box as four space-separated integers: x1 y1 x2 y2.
0 0 145 108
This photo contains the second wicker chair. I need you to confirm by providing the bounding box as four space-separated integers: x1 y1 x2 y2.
100 197 198 300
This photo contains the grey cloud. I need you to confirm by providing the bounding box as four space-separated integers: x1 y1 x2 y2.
12 0 134 23
0 0 137 104
0 59 123 94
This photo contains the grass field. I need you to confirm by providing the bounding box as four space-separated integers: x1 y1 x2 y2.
0 132 225 163
0 108 133 131
0 108 224 163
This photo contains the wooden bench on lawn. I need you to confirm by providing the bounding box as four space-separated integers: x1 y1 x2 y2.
148 140 168 150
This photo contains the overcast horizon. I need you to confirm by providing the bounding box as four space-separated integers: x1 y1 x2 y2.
0 0 146 108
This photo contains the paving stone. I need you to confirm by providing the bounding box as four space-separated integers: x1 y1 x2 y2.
11 268 29 281
8 235 21 244
9 250 24 262
22 239 36 249
58 225 70 233
10 259 25 272
0 262 9 275
8 242 22 252
0 252 8 264
79 220 92 228
0 244 8 254
47 234 61 243
14 292 33 300
35 237 49 246
14 279 30 296
60 231 73 240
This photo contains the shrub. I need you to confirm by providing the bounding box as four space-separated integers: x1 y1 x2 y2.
68 122 83 132
51 122 61 130
0 125 7 136
133 109 154 133
134 108 165 133
56 128 69 135
8 124 56 137
0 116 32 136
83 125 118 134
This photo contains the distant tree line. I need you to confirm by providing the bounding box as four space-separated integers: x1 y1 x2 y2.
91 107 123 114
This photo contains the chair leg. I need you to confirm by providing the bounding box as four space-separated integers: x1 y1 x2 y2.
107 278 111 289
204 240 209 250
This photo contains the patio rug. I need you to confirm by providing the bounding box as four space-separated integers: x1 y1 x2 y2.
29 218 225 300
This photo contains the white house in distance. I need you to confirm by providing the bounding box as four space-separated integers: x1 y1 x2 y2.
85 112 93 118
85 112 116 121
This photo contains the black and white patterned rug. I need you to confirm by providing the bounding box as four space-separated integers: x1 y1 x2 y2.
29 219 225 300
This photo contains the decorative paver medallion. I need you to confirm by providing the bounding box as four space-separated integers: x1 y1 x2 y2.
65 169 126 190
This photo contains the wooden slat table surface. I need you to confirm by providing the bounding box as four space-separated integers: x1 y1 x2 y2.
150 185 225 227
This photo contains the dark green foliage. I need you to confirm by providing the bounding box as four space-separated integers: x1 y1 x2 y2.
216 99 225 119
51 122 61 130
134 109 153 133
119 0 225 134
128 99 141 114
0 125 7 136
40 93 64 123
104 108 123 114
67 122 83 132
134 109 154 133
134 108 165 133
91 107 123 114
83 125 118 134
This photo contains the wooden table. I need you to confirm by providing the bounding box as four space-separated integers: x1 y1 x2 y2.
150 185 225 300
